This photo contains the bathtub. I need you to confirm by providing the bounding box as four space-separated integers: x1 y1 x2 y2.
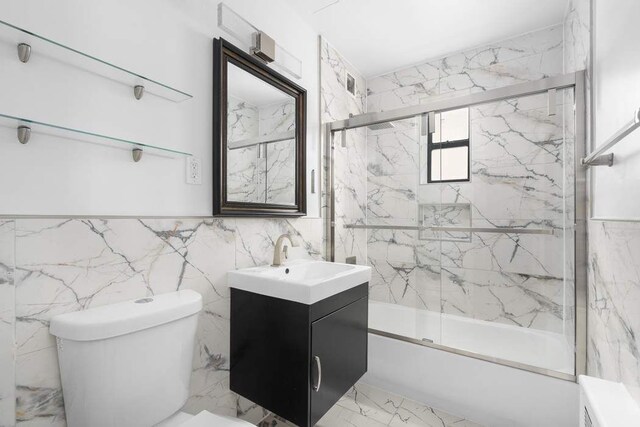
363 301 579 426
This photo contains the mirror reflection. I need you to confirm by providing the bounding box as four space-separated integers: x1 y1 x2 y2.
226 62 296 205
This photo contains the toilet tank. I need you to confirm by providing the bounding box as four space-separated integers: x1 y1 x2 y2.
50 290 202 427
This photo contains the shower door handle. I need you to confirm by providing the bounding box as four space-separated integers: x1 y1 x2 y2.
312 355 322 391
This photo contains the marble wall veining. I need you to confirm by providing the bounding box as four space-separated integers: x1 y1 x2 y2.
587 221 640 405
320 37 368 265
359 25 573 349
0 221 15 427
227 97 265 204
367 25 564 111
260 101 297 205
227 97 297 205
0 217 322 426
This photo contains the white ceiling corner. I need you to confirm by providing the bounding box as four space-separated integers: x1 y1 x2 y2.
285 0 567 77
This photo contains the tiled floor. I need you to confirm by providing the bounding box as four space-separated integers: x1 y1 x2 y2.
257 382 482 427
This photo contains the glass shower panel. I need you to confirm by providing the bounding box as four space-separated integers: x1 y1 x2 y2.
436 89 575 375
361 116 444 344
332 125 368 266
331 83 577 378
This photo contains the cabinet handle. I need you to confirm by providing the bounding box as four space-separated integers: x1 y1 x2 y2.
313 356 322 392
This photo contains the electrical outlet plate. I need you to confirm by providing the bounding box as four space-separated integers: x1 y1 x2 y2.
186 156 201 185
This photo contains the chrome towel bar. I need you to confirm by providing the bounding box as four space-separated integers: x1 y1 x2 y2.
581 107 640 167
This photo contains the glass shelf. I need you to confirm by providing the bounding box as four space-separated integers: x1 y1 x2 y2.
0 112 192 158
0 19 193 102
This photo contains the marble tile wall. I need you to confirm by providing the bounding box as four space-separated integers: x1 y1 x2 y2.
564 0 591 74
227 97 264 204
319 37 368 265
367 25 564 111
227 97 297 205
362 26 572 341
588 221 640 405
0 217 322 426
260 101 296 205
0 221 15 427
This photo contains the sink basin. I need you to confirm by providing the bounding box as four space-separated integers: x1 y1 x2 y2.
228 260 371 304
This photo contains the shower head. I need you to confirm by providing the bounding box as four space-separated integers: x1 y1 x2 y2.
367 121 396 131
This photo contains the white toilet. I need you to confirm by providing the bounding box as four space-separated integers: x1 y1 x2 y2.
49 290 254 427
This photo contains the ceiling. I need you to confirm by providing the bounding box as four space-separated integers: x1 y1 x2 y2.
286 0 567 77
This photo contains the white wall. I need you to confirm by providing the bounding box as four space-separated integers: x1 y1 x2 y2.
591 0 640 219
0 0 320 217
588 0 640 407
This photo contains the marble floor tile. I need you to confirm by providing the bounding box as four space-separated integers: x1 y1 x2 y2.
316 405 389 427
183 371 236 418
256 382 482 427
389 399 482 427
238 396 270 425
336 382 402 425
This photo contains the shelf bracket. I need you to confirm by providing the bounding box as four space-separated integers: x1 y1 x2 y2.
17 43 31 63
134 85 145 100
17 126 31 144
132 148 143 162
581 153 614 167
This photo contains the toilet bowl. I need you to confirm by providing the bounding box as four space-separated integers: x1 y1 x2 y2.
49 290 253 427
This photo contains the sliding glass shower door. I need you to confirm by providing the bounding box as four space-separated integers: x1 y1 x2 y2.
329 77 582 379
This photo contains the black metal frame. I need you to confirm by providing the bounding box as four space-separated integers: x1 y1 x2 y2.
426 110 471 184
213 38 307 217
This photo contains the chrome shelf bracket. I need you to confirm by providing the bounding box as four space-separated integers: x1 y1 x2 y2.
134 85 145 100
17 43 31 63
17 125 31 144
581 107 640 167
581 153 614 167
132 148 143 162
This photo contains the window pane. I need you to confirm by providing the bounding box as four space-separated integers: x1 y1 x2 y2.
430 149 441 181
430 146 469 181
432 108 469 143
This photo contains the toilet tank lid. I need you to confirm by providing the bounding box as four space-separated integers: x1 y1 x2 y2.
50 290 202 341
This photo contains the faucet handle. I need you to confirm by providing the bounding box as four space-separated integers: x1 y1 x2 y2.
283 245 289 259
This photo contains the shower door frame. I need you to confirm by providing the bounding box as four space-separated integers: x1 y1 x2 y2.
323 71 587 381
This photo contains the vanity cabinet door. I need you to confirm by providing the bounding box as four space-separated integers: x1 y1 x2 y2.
310 296 368 426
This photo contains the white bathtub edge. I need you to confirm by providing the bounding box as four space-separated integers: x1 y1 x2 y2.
364 333 579 427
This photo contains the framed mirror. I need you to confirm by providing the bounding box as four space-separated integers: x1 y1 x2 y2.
213 38 306 217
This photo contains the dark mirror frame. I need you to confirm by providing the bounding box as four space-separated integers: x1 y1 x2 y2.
213 38 306 217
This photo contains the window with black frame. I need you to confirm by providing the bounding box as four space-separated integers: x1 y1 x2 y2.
427 108 470 183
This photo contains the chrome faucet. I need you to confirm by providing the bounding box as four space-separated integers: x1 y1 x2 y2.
272 234 299 267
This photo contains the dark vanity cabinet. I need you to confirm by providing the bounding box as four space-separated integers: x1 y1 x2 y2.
230 284 368 427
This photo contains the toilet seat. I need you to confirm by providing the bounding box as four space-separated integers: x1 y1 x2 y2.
180 411 254 427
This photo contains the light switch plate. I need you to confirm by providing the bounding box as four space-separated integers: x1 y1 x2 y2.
186 156 201 185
